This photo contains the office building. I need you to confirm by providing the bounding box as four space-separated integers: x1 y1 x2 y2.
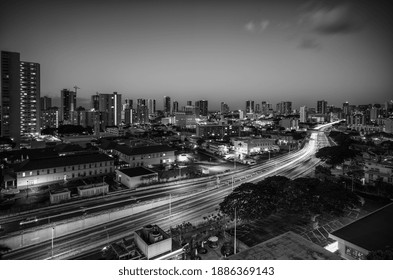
147 99 156 115
246 100 255 114
172 101 179 113
163 96 171 115
195 100 208 116
60 89 76 124
136 99 149 124
94 92 122 126
220 102 229 114
276 101 292 116
1 51 40 143
300 106 308 123
317 100 327 114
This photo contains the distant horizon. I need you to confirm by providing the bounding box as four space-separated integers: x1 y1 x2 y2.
1 0 392 111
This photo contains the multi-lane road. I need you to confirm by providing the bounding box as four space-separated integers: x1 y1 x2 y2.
0 122 338 259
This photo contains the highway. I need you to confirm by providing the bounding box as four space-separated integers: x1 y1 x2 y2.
0 122 338 259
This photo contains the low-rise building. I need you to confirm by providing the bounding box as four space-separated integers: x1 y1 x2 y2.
116 167 158 189
13 153 114 189
49 188 71 204
231 137 277 158
364 159 393 185
329 203 393 260
112 145 175 168
279 117 299 131
134 224 172 259
77 182 109 197
196 124 240 138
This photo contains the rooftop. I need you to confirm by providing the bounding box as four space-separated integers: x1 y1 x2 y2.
330 203 393 251
15 153 113 172
114 144 175 156
118 167 157 178
228 231 341 260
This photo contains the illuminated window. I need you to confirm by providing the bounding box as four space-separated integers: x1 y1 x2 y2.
22 172 25 177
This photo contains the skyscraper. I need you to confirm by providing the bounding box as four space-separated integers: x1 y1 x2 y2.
246 100 255 114
96 92 122 126
136 99 149 124
195 100 208 116
317 100 327 114
147 99 156 115
343 102 351 116
300 106 308 123
1 51 40 143
60 89 76 123
276 101 292 115
172 101 179 113
163 96 171 115
220 102 229 114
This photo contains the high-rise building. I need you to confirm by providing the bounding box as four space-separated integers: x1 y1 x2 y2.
125 99 133 109
1 51 40 143
91 93 100 111
317 100 328 114
40 107 59 130
343 102 351 116
163 96 171 115
40 96 52 111
255 104 261 114
370 107 380 122
220 102 229 114
300 106 308 123
246 100 255 114
136 99 149 124
147 99 156 115
95 92 122 126
187 101 192 106
60 89 76 123
276 101 292 115
195 100 208 116
172 101 179 113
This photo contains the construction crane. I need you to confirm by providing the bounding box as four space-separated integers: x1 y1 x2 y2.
73 85 80 94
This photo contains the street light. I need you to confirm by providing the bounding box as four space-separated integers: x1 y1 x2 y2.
51 227 54 258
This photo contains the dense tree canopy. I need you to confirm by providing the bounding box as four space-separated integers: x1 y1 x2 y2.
219 176 360 221
315 146 359 166
366 249 393 260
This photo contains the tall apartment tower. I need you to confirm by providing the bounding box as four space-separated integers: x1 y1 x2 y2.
317 100 328 114
136 99 149 124
147 99 156 115
276 101 292 115
300 106 308 123
60 89 76 123
97 92 122 126
246 100 255 114
1 51 40 143
195 100 208 116
220 102 229 114
172 101 179 113
163 96 171 115
343 102 351 116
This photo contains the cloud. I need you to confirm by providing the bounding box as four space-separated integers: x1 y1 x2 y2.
300 4 361 35
245 19 270 33
244 21 256 32
260 20 270 31
298 38 321 50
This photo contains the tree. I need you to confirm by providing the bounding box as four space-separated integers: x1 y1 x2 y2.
220 176 361 222
316 146 358 167
366 249 393 260
0 244 11 259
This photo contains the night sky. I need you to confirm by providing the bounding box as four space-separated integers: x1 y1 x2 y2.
1 0 392 110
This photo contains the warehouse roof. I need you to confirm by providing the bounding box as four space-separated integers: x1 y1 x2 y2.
330 203 393 251
228 231 341 260
114 144 175 156
118 167 157 177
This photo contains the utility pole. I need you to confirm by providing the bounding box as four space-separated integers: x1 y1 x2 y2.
234 208 237 255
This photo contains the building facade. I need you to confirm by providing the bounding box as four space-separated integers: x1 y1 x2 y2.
1 51 40 143
13 153 114 189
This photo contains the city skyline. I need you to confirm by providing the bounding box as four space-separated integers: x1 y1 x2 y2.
1 0 392 110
